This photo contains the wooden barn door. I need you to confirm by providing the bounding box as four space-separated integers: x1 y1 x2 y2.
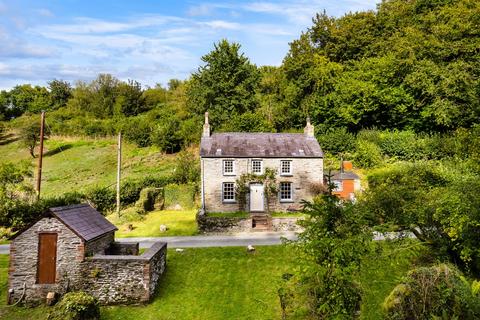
37 233 57 284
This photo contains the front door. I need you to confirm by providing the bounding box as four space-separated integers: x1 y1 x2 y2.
37 233 58 284
250 184 264 212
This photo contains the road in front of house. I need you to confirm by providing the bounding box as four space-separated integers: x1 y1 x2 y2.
0 232 298 254
0 231 414 254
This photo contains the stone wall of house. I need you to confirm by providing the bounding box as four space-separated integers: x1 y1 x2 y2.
8 218 85 306
201 157 323 213
84 231 115 256
83 242 167 304
106 242 139 255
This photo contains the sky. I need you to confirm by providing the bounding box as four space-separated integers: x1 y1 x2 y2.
0 0 378 90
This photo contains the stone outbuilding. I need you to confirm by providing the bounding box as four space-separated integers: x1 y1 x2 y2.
199 112 324 221
8 203 167 306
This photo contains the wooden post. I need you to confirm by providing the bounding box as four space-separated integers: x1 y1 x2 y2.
36 111 45 200
116 132 122 217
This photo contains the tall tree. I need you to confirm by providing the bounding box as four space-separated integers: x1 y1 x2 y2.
187 39 260 129
48 79 72 110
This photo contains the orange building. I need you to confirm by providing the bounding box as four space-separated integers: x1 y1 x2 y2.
325 161 361 201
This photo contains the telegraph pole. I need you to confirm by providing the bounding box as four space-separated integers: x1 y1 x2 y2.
116 132 122 217
36 111 45 200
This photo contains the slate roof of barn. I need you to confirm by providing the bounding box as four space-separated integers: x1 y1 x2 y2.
200 133 323 158
49 203 117 241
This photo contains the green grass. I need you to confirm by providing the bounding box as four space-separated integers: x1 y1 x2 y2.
0 241 428 320
110 209 198 238
0 246 296 320
270 212 306 218
0 134 176 197
359 240 429 320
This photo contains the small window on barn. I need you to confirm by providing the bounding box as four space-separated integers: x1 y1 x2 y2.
280 160 292 175
280 182 293 202
333 180 343 192
252 160 263 175
223 160 235 175
222 182 236 202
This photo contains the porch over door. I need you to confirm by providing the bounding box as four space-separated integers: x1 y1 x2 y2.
250 184 264 212
37 233 57 284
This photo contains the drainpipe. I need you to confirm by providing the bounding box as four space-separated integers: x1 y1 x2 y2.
201 158 205 210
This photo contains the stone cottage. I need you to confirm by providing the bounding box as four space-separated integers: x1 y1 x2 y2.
199 112 324 217
8 203 166 306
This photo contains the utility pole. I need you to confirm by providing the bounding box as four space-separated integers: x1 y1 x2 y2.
116 132 122 217
36 111 45 200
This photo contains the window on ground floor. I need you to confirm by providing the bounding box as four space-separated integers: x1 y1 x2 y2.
333 180 343 192
280 182 293 201
222 182 236 202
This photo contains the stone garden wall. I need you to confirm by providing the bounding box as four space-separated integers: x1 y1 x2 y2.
197 209 303 232
83 242 167 304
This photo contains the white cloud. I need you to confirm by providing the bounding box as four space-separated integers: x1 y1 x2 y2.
187 4 214 16
202 20 241 30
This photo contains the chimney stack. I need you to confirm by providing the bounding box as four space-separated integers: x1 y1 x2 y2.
203 112 210 137
304 117 314 137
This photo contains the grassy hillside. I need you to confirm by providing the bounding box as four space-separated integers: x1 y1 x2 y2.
0 133 176 197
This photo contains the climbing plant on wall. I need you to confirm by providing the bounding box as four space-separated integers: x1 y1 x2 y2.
235 167 278 213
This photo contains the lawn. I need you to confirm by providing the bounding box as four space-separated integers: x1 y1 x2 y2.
0 134 176 197
0 241 427 320
0 246 296 320
110 209 198 238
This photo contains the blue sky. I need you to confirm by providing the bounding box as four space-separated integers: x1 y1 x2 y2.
0 0 378 90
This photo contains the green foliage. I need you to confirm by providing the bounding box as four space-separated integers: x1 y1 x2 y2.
48 79 72 110
235 168 278 212
187 39 260 129
48 291 100 320
283 188 371 318
354 140 383 168
383 264 480 320
135 187 164 213
19 119 51 158
362 161 480 273
316 127 355 154
173 150 200 184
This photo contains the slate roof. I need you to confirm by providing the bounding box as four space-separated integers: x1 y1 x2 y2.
329 170 360 180
50 203 117 242
200 133 323 158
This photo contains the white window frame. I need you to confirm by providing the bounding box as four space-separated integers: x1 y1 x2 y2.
280 160 292 176
251 159 263 175
279 182 293 202
223 159 235 176
222 182 236 203
333 180 343 192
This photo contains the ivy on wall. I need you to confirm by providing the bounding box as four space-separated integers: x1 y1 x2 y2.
235 167 278 213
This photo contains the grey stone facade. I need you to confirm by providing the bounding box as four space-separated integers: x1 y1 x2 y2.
8 215 167 306
201 157 323 213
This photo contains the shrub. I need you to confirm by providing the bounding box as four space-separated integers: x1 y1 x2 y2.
135 187 164 212
85 187 116 213
173 150 200 184
379 130 425 160
383 264 480 319
316 127 355 154
48 291 100 320
353 140 382 168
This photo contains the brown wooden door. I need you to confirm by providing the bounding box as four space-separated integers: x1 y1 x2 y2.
37 233 57 284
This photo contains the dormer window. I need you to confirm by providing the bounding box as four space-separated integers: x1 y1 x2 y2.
252 160 263 175
280 160 292 176
223 160 235 175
